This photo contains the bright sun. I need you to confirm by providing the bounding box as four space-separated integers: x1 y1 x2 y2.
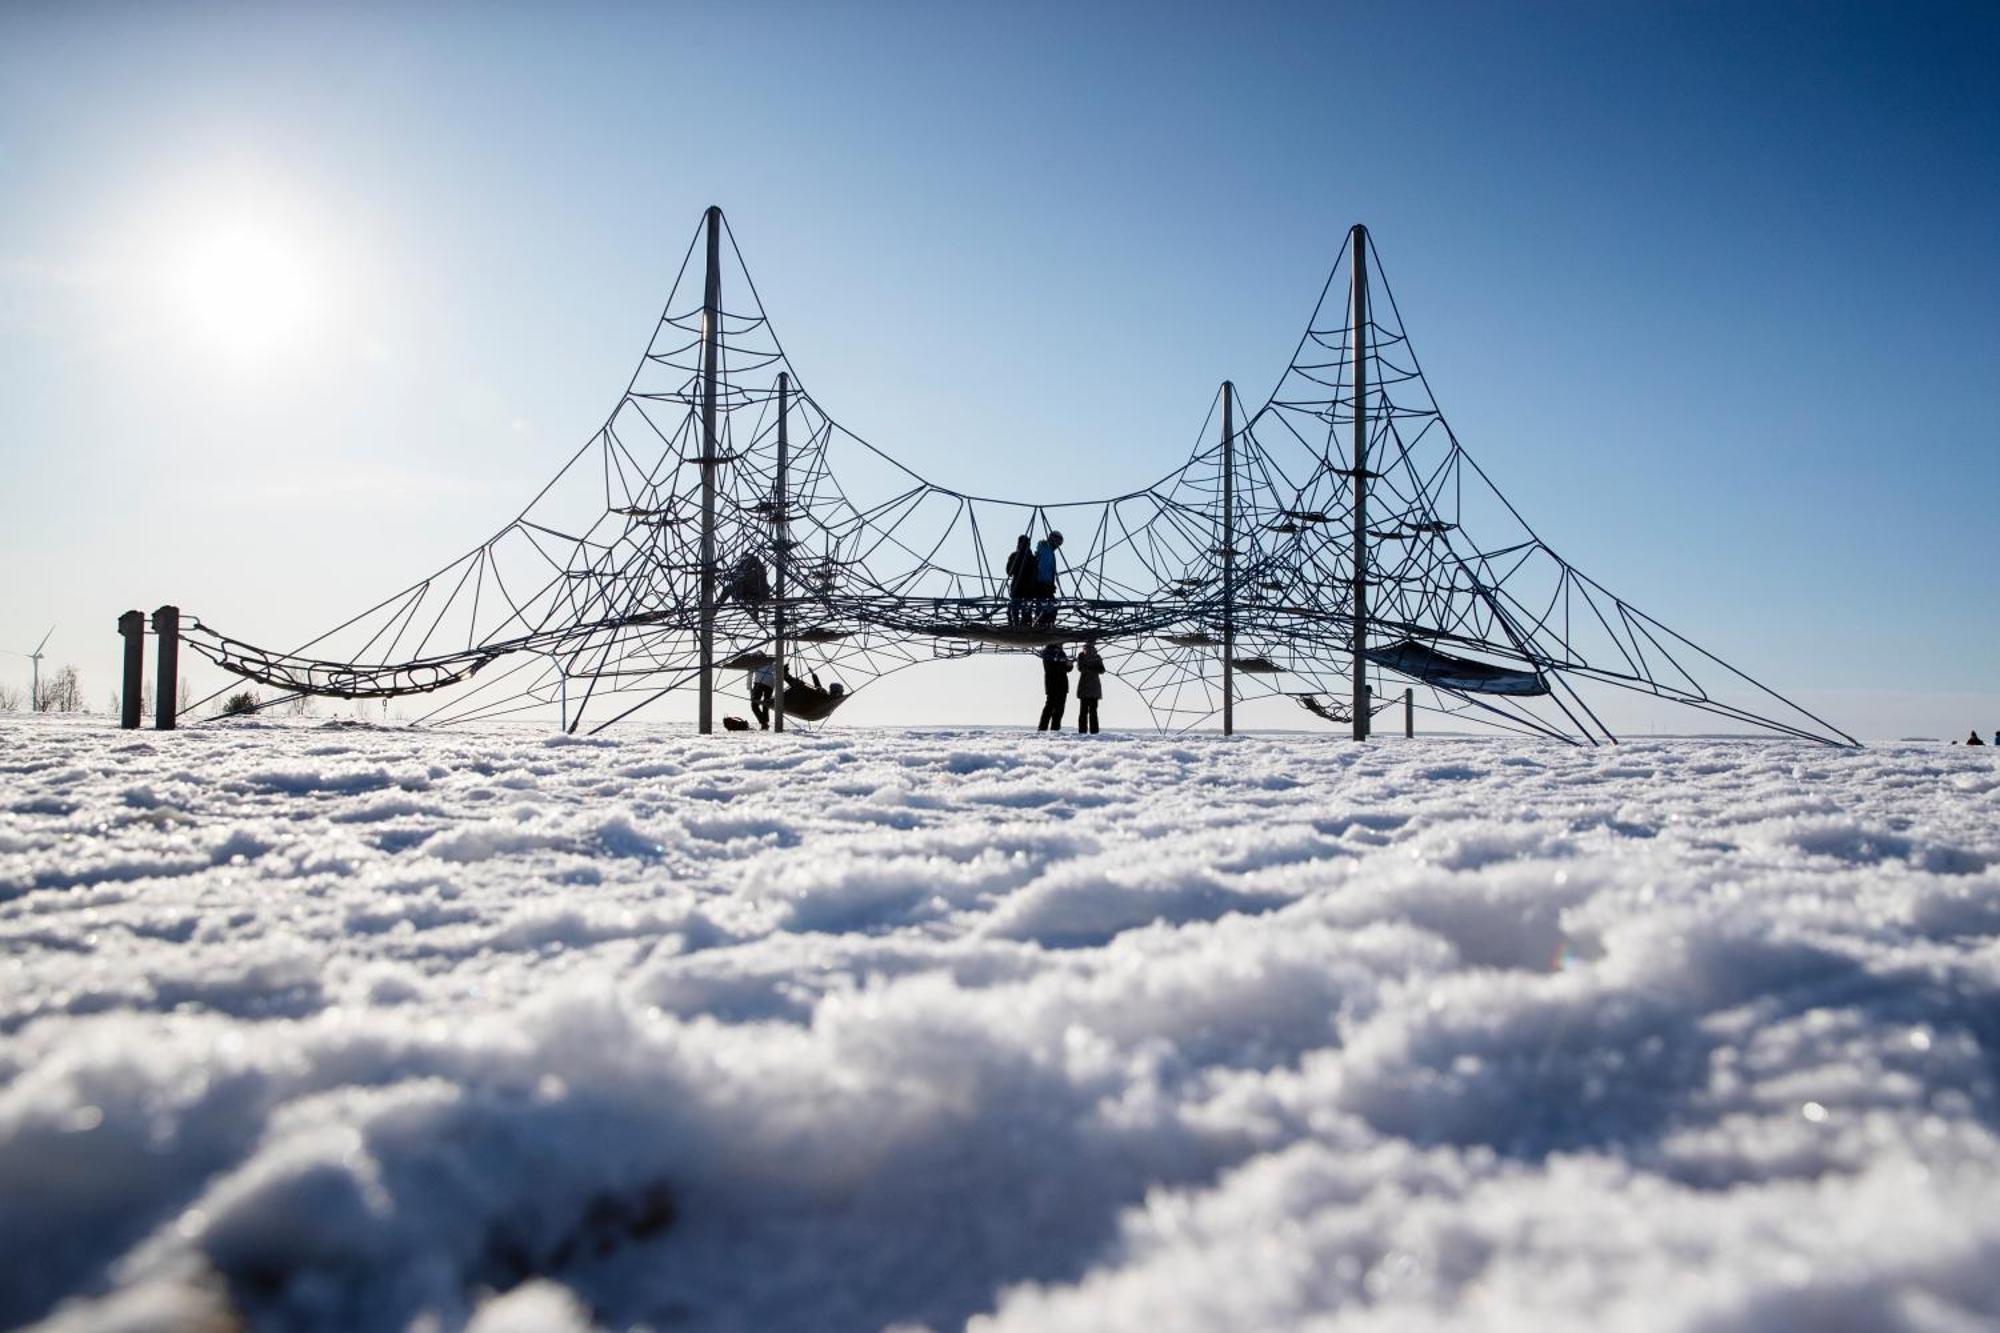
171 219 318 358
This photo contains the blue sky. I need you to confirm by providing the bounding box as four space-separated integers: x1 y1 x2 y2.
2 2 1995 737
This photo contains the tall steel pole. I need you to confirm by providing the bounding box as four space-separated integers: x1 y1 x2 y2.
697 205 722 735
1349 224 1370 742
1221 380 1235 737
773 371 789 734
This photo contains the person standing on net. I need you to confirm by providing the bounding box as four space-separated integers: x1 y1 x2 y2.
1033 531 1064 628
1038 643 1071 732
1075 640 1105 733
1004 535 1034 625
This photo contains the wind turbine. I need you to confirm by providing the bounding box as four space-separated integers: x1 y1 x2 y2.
5 626 54 709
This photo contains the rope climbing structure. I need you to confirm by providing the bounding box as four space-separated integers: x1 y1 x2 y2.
174 208 1855 745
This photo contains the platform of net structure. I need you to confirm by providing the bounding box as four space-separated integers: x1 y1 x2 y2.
144 207 1854 746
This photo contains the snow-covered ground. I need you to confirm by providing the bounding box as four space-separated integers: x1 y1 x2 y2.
4 717 1999 1332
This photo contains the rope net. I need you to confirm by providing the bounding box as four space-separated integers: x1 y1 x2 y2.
178 213 1854 745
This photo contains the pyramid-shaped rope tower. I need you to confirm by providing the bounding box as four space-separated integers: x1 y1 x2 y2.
176 207 1855 745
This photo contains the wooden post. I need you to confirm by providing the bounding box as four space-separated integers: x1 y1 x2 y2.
773 371 789 733
1349 224 1370 742
698 205 722 735
151 605 179 731
118 610 144 729
1221 380 1235 737
1404 686 1414 738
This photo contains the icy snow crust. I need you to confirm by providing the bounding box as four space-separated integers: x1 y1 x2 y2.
3 719 2000 1332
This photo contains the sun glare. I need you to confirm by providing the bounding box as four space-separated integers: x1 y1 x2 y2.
170 219 317 358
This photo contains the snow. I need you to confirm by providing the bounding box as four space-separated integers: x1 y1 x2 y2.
3 716 1999 1331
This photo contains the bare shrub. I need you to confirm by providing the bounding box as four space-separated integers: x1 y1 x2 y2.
37 665 83 713
0 683 19 712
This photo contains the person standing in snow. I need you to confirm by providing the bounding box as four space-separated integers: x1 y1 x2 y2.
1032 531 1064 628
1969 730 1987 746
749 663 776 729
1004 534 1035 625
1075 640 1105 734
1038 643 1071 732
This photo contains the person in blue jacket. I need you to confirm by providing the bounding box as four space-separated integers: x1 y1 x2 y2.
1032 531 1064 628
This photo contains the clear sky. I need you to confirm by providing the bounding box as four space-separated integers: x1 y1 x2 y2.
2 1 1995 738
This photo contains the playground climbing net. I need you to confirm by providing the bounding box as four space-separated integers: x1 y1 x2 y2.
176 208 1855 745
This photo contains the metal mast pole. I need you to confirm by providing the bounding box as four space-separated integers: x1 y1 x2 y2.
1349 224 1370 742
698 205 722 735
1221 380 1235 737
773 371 789 733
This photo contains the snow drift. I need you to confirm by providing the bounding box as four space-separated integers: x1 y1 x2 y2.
2 719 1997 1330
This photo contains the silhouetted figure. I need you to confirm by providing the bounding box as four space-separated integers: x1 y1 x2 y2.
1033 531 1065 628
722 553 770 612
749 663 775 729
774 668 846 722
1038 643 1071 732
1005 535 1035 626
1969 730 1987 746
1075 641 1105 734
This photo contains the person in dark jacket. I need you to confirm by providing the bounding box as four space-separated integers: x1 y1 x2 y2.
722 553 770 610
1970 730 1988 746
1038 643 1071 731
1005 535 1034 625
1075 640 1105 734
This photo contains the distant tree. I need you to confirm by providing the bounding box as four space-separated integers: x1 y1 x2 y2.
284 692 316 718
37 664 83 713
106 680 157 721
0 683 19 712
221 690 260 717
